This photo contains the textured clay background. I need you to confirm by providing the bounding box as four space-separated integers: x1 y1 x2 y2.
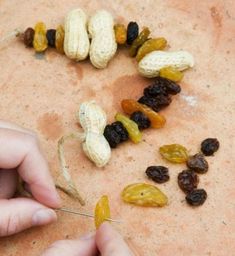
0 0 234 255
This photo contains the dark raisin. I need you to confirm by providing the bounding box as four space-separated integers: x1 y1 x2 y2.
144 83 167 97
103 125 121 148
186 153 209 174
23 27 35 47
111 122 129 142
201 138 220 156
163 80 181 95
46 29 56 47
146 166 169 183
126 22 139 45
178 170 199 193
138 95 171 112
138 96 160 112
130 111 151 129
155 94 172 107
186 189 207 206
144 77 181 97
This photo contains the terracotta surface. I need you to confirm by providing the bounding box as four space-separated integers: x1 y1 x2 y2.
0 0 234 255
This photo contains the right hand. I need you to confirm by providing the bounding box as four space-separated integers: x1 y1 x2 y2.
41 222 133 256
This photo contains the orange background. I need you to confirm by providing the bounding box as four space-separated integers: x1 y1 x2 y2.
0 0 234 255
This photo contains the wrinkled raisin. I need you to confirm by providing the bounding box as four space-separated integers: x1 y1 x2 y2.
104 125 121 148
186 189 207 206
121 99 166 129
159 144 189 163
114 24 127 44
136 37 167 62
144 83 167 97
129 27 150 57
33 22 48 52
159 66 184 82
178 170 199 193
111 121 129 142
146 166 169 183
115 113 142 144
23 27 35 47
46 29 56 47
126 22 139 45
201 138 220 156
138 95 171 112
95 195 111 229
55 25 64 54
186 153 209 174
144 77 181 97
130 111 151 129
122 183 168 207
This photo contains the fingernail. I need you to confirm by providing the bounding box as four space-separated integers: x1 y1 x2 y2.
80 232 95 240
32 209 57 226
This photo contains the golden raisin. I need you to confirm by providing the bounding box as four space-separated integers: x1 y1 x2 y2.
94 195 111 229
121 99 166 128
129 27 150 57
55 25 65 54
159 66 184 82
121 183 168 207
114 24 127 44
159 144 189 163
33 22 48 52
115 113 142 143
136 38 167 62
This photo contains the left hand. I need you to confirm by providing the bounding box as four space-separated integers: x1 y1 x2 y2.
0 120 61 237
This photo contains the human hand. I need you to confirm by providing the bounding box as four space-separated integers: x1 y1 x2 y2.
0 121 61 237
42 222 133 256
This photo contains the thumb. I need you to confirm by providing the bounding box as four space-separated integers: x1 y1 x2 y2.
96 222 133 256
0 198 57 237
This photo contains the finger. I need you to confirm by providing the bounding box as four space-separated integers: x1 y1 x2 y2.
41 235 97 256
0 169 18 199
96 222 133 256
0 198 57 237
0 129 61 208
0 120 36 137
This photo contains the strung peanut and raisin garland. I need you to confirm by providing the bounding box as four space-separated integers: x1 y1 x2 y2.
2 8 220 227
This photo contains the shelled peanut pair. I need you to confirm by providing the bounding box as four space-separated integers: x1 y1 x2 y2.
22 9 117 69
58 101 111 170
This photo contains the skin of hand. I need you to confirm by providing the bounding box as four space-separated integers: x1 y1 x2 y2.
0 121 61 237
41 222 133 256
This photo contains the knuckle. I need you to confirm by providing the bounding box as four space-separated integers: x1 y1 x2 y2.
0 213 20 237
25 134 39 149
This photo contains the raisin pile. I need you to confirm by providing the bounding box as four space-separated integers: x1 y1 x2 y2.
139 77 181 112
104 122 128 148
201 138 220 156
176 138 220 207
146 166 169 183
130 111 151 129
